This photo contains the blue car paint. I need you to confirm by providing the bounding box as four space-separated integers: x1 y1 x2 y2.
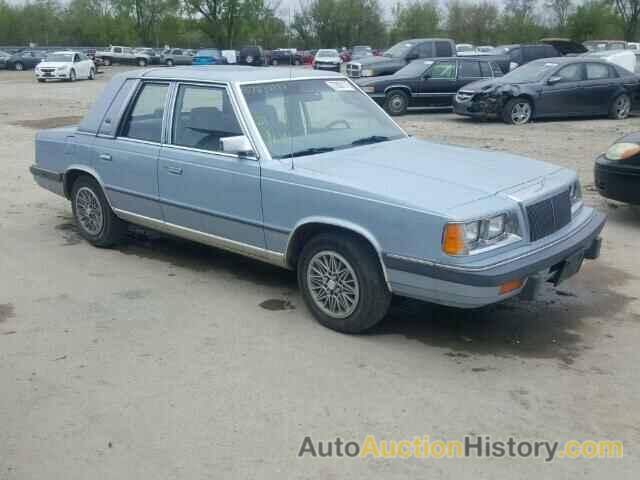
30 67 605 311
192 50 226 65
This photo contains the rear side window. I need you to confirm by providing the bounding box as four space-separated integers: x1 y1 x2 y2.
586 63 611 80
98 79 138 136
120 83 169 143
416 43 433 58
459 61 482 78
490 62 504 76
480 62 493 77
173 49 182 55
435 41 453 57
508 48 521 63
172 85 242 152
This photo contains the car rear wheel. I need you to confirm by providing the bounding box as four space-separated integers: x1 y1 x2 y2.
71 176 126 248
272 59 278 66
166 59 174 67
610 93 631 120
297 232 391 334
138 58 147 67
503 98 532 125
14 62 24 71
385 90 409 116
102 57 112 66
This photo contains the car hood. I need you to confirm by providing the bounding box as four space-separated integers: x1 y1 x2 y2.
37 61 72 68
293 137 562 213
351 56 404 69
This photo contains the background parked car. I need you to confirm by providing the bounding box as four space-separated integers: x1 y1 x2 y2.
313 49 342 71
192 49 227 65
6 50 47 70
238 46 266 66
161 48 193 66
133 47 161 64
0 50 10 69
357 57 502 115
351 45 373 60
456 43 476 56
270 48 303 65
595 132 640 204
472 43 562 73
584 40 628 51
541 38 588 56
453 57 639 124
302 49 317 64
34 51 95 82
96 46 151 66
344 38 456 78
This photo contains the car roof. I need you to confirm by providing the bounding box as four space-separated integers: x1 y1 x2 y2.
530 56 607 64
137 65 340 83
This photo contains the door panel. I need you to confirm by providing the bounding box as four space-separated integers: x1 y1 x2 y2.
537 64 585 116
417 60 458 106
582 63 617 114
158 84 264 248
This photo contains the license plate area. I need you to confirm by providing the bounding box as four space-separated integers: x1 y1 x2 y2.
551 250 584 286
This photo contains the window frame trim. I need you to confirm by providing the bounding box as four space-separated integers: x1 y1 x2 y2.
116 80 171 145
165 81 260 160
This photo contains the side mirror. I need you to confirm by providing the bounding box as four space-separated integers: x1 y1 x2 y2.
221 135 255 158
547 76 562 85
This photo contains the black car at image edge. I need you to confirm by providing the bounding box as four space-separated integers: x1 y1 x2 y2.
595 133 640 204
453 57 640 125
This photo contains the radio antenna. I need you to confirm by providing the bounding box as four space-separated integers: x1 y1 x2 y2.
287 5 295 170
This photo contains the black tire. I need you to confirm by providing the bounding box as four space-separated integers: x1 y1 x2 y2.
137 58 147 67
384 90 409 116
70 175 126 248
69 69 76 82
272 59 278 66
609 93 631 120
502 97 533 125
297 232 391 334
88 68 95 80
14 62 24 71
102 57 112 66
166 59 174 67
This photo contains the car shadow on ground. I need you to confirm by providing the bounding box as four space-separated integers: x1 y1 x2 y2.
55 213 638 364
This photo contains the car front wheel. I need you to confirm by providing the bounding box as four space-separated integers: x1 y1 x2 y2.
503 98 533 125
88 68 95 80
385 90 409 116
68 69 76 82
298 232 391 333
71 176 126 248
138 58 147 67
14 62 24 71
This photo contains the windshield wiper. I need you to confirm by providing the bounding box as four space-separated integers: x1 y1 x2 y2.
351 135 390 146
282 147 334 158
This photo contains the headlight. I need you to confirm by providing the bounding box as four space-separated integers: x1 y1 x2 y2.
361 69 374 77
570 180 583 216
442 213 519 256
361 86 375 93
605 142 640 161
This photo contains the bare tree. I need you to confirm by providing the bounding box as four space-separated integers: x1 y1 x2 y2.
547 0 573 30
613 0 640 40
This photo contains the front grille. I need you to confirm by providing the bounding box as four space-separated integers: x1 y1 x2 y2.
40 68 55 73
526 189 571 241
346 63 361 78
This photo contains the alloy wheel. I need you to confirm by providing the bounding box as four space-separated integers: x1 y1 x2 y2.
615 95 631 119
75 187 104 236
511 101 532 124
306 251 360 319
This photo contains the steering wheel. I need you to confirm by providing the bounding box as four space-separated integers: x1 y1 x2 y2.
325 119 351 130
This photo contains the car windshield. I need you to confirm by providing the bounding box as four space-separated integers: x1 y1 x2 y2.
46 54 73 62
502 61 559 83
241 79 405 159
384 41 415 58
197 49 221 57
317 50 338 57
395 60 433 77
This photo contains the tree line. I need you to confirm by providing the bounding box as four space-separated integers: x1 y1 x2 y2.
0 0 638 50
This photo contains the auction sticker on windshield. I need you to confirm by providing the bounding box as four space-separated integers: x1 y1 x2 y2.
326 80 355 92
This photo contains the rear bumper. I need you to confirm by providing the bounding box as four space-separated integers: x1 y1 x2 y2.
385 210 606 308
30 165 65 196
594 157 640 204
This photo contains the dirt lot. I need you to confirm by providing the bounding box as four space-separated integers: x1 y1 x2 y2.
1 67 639 479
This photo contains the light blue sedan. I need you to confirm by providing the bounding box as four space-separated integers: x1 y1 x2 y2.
30 67 605 333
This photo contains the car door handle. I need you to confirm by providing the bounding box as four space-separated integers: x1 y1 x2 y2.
99 153 112 161
166 166 183 175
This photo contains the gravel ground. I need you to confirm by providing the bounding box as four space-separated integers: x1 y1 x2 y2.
1 67 639 479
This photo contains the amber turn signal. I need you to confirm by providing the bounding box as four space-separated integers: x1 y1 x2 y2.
442 223 465 255
499 279 523 295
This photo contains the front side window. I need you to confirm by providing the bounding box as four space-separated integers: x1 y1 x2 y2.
480 62 493 77
241 79 405 159
556 64 583 82
430 61 456 79
120 83 168 143
172 85 242 152
113 47 122 53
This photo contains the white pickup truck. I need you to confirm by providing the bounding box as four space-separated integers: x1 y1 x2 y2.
95 46 152 67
